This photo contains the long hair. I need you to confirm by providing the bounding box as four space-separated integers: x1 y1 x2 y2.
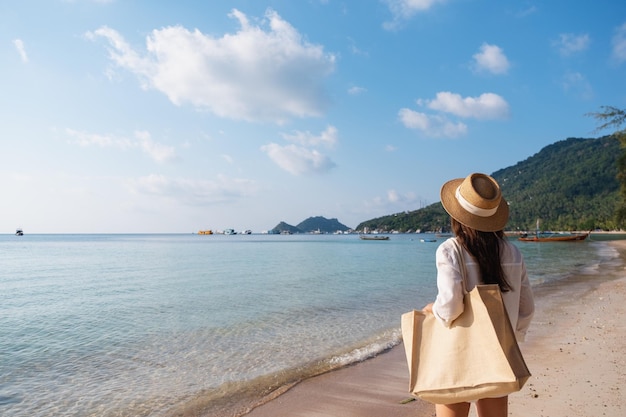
451 218 511 292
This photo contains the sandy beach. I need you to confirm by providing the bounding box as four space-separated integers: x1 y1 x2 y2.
244 241 626 417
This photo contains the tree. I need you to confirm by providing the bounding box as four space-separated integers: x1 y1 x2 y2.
587 106 626 227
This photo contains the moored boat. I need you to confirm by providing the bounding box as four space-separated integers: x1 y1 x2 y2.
359 235 389 241
518 232 589 242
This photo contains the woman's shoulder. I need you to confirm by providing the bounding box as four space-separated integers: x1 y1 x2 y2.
501 239 524 261
436 237 462 260
437 237 458 251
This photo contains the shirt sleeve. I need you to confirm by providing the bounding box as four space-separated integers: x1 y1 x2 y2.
432 239 466 326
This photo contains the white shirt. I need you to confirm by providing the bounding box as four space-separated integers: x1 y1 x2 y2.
432 237 535 342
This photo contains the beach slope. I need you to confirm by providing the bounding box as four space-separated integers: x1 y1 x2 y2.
244 241 626 417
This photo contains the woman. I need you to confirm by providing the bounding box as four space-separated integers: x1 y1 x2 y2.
423 173 535 417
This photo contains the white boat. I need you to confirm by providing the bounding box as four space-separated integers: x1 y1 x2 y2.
223 229 236 235
16 228 24 236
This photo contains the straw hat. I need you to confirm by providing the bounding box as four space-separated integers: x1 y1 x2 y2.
440 173 509 232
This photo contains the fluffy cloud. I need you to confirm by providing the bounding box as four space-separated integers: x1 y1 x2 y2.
12 39 28 63
280 125 337 148
86 8 336 123
66 128 177 163
383 0 445 30
561 71 593 99
348 86 367 95
472 43 510 75
425 92 509 120
399 91 508 137
553 33 590 56
364 189 419 215
398 109 467 138
127 174 257 205
612 23 626 63
261 143 335 175
263 125 338 174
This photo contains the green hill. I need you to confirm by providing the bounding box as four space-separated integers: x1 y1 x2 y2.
356 136 621 232
272 216 350 234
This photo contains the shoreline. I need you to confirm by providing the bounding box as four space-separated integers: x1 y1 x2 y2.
242 240 626 417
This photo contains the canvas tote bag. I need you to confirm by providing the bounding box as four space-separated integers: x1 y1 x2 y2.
401 239 530 404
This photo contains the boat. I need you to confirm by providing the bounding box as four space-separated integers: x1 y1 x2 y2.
15 228 23 236
518 232 589 242
359 235 389 241
223 229 237 235
420 238 437 242
198 229 213 235
518 218 589 242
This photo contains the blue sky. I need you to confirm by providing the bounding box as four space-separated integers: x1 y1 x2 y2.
2 0 625 233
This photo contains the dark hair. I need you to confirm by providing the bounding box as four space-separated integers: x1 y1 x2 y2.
451 218 511 292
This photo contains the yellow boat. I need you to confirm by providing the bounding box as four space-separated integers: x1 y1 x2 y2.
198 229 213 235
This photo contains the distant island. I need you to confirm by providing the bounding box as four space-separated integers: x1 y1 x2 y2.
270 216 352 234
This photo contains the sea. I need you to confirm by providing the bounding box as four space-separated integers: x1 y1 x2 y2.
1 232 623 417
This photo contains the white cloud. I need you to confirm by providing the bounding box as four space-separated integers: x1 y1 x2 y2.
387 189 417 204
398 108 467 138
383 0 445 30
86 8 336 124
280 125 338 148
553 33 590 56
12 39 28 63
65 128 176 163
561 71 593 99
66 128 132 148
399 91 508 137
426 91 510 120
472 43 510 75
348 86 367 95
612 23 626 63
364 189 419 216
387 189 400 203
261 143 335 175
127 174 257 205
134 131 177 163
515 6 537 18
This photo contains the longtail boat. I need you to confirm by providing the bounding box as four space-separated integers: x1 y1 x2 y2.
518 232 589 242
359 235 390 241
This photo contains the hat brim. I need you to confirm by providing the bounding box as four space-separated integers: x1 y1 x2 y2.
440 178 509 232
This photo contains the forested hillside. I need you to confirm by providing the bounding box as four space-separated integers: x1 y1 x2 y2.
357 136 621 232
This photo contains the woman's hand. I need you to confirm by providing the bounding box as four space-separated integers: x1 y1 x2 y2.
422 302 434 314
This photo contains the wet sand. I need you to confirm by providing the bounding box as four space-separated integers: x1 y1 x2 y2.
244 241 626 417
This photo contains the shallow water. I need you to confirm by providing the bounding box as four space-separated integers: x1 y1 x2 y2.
0 233 619 416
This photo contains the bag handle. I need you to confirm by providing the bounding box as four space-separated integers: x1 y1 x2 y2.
451 238 469 294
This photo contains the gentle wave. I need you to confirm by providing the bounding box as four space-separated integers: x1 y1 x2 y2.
161 328 403 417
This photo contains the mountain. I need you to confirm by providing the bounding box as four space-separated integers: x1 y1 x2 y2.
271 221 303 234
356 136 621 232
272 216 351 234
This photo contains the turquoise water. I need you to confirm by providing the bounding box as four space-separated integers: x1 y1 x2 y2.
0 233 620 416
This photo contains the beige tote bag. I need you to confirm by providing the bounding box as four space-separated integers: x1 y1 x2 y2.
401 240 530 404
